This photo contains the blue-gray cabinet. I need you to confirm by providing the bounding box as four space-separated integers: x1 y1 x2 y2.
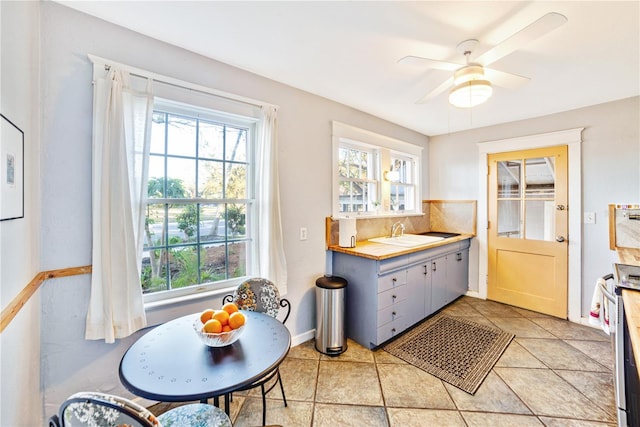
332 239 470 349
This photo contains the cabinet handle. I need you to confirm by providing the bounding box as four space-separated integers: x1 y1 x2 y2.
457 252 462 261
423 264 427 275
391 328 396 334
392 294 397 300
432 262 437 272
392 311 397 317
392 277 397 285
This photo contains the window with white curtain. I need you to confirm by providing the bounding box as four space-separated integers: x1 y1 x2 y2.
142 99 257 302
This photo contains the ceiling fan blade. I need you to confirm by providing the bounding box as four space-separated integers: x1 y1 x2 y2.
416 76 454 104
484 68 530 89
398 55 461 71
474 12 568 66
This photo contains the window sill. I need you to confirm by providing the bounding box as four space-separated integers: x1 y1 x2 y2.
334 211 425 220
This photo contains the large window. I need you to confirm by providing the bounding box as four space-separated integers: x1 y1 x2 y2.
142 101 255 300
332 122 422 218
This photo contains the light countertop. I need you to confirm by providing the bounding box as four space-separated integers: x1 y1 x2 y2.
328 233 474 261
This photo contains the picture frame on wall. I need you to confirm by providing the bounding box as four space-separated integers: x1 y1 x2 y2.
1 114 24 221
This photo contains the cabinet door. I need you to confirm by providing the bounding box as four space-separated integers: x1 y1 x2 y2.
430 256 448 312
406 263 427 324
447 249 469 301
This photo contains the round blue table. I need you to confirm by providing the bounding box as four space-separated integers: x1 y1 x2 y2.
119 310 291 408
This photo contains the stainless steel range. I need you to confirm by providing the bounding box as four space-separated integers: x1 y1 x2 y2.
601 263 640 427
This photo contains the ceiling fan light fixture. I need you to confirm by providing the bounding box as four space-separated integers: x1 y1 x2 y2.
449 79 493 108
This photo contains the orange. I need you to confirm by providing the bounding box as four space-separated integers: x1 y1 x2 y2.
221 325 232 333
203 319 222 333
222 302 239 315
200 308 215 324
212 310 230 326
228 311 246 330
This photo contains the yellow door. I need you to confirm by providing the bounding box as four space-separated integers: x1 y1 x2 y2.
488 146 568 318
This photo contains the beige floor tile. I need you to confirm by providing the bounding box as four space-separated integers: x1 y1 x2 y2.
554 370 617 417
494 367 615 422
487 317 557 338
464 299 524 317
444 371 530 414
275 357 319 401
313 403 388 427
373 349 407 364
530 317 611 341
510 306 555 318
287 339 321 360
316 360 383 405
378 363 456 409
517 339 609 371
565 339 615 371
441 299 483 317
495 339 546 368
538 416 617 426
233 397 313 427
387 408 466 427
460 411 545 426
319 339 374 363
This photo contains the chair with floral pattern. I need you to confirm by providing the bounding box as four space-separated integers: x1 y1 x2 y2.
48 391 232 427
222 278 290 426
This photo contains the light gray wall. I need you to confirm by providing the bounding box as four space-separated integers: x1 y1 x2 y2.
0 1 42 426
429 96 640 314
37 1 428 416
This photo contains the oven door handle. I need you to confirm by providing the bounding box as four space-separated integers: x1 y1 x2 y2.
599 275 616 304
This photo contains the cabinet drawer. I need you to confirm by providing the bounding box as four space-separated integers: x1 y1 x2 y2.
377 300 408 326
377 317 409 344
378 271 407 293
378 254 409 274
377 284 409 310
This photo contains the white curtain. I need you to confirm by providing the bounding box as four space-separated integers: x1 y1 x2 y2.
86 68 152 343
254 106 288 294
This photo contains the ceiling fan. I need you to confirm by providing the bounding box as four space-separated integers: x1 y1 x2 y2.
399 12 568 107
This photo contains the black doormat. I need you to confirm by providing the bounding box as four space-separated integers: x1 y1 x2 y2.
383 312 514 394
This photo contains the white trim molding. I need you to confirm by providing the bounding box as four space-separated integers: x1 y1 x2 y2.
476 128 584 322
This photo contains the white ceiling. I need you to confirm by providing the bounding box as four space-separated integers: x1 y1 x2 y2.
56 1 640 136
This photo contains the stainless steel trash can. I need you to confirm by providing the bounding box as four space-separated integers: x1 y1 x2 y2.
315 275 347 356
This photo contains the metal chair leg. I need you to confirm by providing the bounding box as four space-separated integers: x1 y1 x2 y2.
277 370 287 407
261 383 267 426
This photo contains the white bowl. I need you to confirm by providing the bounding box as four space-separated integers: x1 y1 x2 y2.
193 319 246 347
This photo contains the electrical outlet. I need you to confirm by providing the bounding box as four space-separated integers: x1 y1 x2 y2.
299 227 308 241
584 212 596 224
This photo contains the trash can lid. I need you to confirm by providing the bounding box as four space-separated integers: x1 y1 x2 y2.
316 275 347 289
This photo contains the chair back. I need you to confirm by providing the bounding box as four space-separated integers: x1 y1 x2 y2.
53 392 158 427
227 277 291 324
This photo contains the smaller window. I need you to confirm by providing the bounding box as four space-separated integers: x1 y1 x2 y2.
389 155 417 212
337 143 379 214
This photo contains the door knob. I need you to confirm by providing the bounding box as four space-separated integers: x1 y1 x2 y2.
555 235 566 242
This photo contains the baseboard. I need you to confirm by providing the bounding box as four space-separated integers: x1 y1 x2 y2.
292 329 315 347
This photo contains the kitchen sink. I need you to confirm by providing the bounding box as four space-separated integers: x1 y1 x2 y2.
368 234 444 247
420 231 461 238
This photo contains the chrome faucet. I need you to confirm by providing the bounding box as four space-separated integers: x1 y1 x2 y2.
391 221 405 238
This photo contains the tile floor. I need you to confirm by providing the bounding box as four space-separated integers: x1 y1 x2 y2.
152 296 617 427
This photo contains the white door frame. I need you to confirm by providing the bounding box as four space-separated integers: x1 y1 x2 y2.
475 128 584 322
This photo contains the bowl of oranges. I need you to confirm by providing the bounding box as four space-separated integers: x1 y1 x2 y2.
193 302 247 347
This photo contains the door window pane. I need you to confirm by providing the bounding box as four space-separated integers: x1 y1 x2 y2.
497 200 521 238
525 200 555 241
498 160 521 197
525 157 555 199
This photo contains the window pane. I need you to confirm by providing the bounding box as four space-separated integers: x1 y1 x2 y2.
498 200 521 238
226 203 247 238
167 115 196 157
225 126 247 162
147 158 165 198
166 157 195 198
198 160 223 199
498 160 521 198
199 203 225 243
525 200 555 241
525 157 555 199
150 112 166 154
225 164 247 199
227 241 247 278
144 203 167 248
170 246 202 289
198 120 224 160
172 204 198 244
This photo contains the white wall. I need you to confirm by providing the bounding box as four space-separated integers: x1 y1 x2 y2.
0 1 42 426
37 1 428 417
429 96 640 315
